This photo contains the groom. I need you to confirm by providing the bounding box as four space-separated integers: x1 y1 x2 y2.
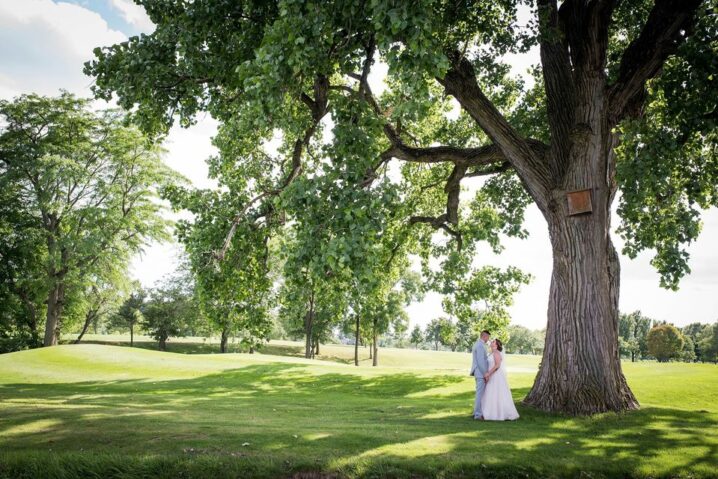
470 330 491 420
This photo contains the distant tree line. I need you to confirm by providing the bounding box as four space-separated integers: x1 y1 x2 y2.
405 319 545 355
619 311 718 363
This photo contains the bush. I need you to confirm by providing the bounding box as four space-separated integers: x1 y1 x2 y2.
647 324 684 362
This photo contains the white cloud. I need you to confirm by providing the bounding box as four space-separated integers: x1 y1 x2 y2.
109 0 154 33
0 0 125 97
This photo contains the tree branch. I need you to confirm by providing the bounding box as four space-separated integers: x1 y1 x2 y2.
214 75 330 261
537 0 575 177
607 0 702 123
560 0 617 74
410 214 463 251
408 162 468 251
381 141 499 164
437 53 552 208
465 161 512 177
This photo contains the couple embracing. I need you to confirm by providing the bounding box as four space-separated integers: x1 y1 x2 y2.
470 330 520 421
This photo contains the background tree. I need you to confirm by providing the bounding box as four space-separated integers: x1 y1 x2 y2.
647 324 684 362
86 0 717 414
506 324 542 355
108 288 146 347
142 271 200 351
0 93 174 346
619 311 653 362
168 184 275 354
698 321 718 363
0 182 46 351
680 334 697 363
409 325 424 349
72 270 127 344
682 322 709 362
425 317 456 351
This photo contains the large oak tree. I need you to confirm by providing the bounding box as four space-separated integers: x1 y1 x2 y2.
86 0 717 414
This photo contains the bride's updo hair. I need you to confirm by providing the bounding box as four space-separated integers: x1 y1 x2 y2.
495 339 503 352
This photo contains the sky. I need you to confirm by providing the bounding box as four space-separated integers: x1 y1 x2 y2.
1 0 716 331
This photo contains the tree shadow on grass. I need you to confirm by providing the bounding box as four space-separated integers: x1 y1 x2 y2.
74 339 358 364
70 339 245 355
0 364 716 478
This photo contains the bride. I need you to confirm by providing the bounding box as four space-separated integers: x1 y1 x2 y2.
482 339 520 421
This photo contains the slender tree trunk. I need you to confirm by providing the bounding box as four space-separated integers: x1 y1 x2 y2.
372 322 378 367
220 326 229 353
130 324 134 347
368 342 372 359
315 340 320 356
43 281 65 346
74 310 97 344
354 314 360 366
304 290 315 359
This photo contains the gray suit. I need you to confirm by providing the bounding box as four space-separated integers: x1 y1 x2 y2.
470 339 489 418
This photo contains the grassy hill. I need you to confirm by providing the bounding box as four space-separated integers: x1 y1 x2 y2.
69 334 542 369
0 342 716 478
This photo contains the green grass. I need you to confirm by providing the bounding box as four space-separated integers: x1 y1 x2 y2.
1 341 716 478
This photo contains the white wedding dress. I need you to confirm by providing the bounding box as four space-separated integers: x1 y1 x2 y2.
481 351 520 421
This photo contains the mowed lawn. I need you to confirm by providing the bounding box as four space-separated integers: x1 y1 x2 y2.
0 341 716 478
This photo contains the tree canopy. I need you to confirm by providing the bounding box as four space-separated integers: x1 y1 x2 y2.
85 0 718 414
0 93 177 348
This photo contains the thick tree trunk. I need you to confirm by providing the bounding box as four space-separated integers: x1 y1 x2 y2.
158 337 167 351
354 314 360 366
249 345 255 354
43 281 65 346
524 93 639 413
524 210 638 414
314 341 319 356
